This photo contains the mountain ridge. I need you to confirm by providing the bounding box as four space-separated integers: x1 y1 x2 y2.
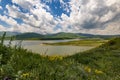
0 31 120 40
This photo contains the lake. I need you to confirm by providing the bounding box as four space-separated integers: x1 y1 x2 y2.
4 39 94 56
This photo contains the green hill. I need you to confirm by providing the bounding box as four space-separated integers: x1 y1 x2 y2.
15 32 84 40
43 32 83 40
15 33 43 40
7 32 120 40
68 37 120 79
0 35 120 79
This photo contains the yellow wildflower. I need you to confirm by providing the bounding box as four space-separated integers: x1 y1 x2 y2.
84 66 91 73
49 56 56 61
95 69 103 74
21 73 30 77
48 56 63 61
58 56 63 60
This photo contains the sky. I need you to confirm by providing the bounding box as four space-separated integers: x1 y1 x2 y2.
0 0 120 35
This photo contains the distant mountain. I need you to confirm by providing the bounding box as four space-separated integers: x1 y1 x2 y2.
15 32 82 40
77 33 94 37
77 33 120 39
6 32 120 40
15 33 43 40
43 32 83 40
0 31 20 37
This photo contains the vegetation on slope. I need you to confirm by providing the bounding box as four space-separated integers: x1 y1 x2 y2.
15 32 120 40
67 37 120 79
15 32 85 40
15 33 44 40
1 31 120 40
0 33 120 80
43 32 84 40
45 38 107 46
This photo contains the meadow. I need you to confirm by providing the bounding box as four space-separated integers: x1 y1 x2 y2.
44 38 108 46
0 33 120 80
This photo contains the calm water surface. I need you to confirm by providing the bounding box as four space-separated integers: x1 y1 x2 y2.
4 39 94 56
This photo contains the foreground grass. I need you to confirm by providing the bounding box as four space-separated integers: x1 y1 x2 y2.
44 38 108 46
67 37 120 79
0 35 120 80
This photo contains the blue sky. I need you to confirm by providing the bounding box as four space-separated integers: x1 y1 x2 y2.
0 0 120 35
41 0 71 17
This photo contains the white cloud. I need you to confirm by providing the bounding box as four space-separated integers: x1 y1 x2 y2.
6 1 58 34
0 24 14 32
6 5 24 18
0 14 45 33
0 15 18 26
0 25 8 31
105 0 118 6
87 22 120 35
12 0 34 10
0 6 2 10
0 0 120 35
59 0 120 35
100 11 116 23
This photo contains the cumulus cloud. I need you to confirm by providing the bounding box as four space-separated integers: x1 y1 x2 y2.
0 0 120 35
59 0 120 34
0 25 8 31
0 14 45 33
0 6 2 10
5 0 59 34
0 14 41 33
0 15 18 26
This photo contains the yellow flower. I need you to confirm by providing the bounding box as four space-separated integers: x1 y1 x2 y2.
84 66 91 73
58 56 63 60
48 56 56 61
21 73 30 77
48 56 63 61
95 69 103 74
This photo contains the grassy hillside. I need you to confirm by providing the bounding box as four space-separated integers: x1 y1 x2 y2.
45 38 107 46
15 33 43 40
1 31 119 40
67 37 120 79
0 35 120 80
15 32 84 40
12 32 120 40
43 32 84 40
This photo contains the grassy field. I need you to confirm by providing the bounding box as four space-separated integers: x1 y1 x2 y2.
44 39 108 46
0 33 120 80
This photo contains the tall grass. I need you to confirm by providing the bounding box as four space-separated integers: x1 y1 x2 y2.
0 32 6 46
